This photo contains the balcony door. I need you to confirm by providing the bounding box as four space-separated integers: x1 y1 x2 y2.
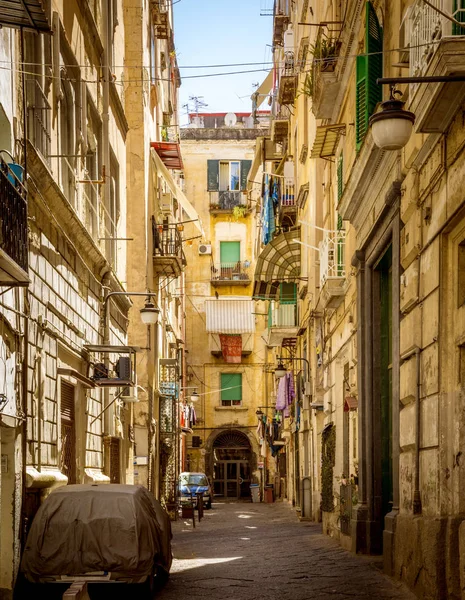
220 241 240 279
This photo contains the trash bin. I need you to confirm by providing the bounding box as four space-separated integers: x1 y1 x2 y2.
264 484 274 503
250 483 260 503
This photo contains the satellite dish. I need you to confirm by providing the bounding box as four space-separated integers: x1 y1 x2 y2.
224 112 237 127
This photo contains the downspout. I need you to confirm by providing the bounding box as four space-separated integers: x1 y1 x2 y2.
101 271 111 437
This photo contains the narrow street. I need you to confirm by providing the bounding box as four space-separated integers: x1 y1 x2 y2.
159 501 416 600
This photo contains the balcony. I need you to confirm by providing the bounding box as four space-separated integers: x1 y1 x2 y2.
211 262 251 286
150 0 170 38
273 0 290 46
152 219 185 277
408 0 465 132
209 191 247 213
278 52 297 105
311 27 342 119
319 231 346 309
266 302 299 347
270 103 291 144
0 158 29 286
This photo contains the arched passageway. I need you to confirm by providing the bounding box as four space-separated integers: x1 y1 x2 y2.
212 431 252 499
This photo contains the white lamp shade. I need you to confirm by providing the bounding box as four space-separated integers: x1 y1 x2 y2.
275 364 287 378
190 391 200 402
371 117 414 151
139 302 159 325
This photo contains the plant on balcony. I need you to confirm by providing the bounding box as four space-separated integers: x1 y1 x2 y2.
210 202 220 210
310 38 339 72
233 205 247 220
297 72 314 99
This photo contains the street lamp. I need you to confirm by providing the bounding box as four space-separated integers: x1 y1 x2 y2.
370 75 465 151
139 301 160 325
190 390 200 402
274 357 310 380
369 89 415 151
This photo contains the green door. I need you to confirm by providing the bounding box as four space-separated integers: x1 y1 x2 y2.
220 241 240 265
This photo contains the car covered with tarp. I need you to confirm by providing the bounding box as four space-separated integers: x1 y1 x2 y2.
19 484 172 595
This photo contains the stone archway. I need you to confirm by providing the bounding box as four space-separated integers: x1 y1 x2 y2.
209 430 253 499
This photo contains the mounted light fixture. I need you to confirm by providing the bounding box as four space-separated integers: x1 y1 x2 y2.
139 300 160 325
190 390 200 402
369 88 415 151
274 361 287 378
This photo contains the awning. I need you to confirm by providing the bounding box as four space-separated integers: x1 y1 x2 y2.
344 396 358 412
0 0 51 32
151 142 184 170
205 299 255 333
251 70 273 103
151 149 203 235
253 228 301 299
310 124 346 160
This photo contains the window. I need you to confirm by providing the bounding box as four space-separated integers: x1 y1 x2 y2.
220 241 240 265
221 373 242 406
207 160 252 191
355 1 383 151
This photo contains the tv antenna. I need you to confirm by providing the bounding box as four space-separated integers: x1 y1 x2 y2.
189 95 208 116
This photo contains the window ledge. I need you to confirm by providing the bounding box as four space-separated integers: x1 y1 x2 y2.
214 406 248 411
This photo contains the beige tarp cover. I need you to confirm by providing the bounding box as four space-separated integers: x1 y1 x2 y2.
21 484 172 582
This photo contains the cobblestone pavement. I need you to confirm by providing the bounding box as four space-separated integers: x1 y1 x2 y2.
158 500 417 600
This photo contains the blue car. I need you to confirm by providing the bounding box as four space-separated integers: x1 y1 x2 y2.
179 472 212 509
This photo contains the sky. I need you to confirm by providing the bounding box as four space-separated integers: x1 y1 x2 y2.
173 0 273 125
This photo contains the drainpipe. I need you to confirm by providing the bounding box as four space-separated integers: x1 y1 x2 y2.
401 345 422 514
101 0 110 223
101 272 111 437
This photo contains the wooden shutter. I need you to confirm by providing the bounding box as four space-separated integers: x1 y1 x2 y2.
280 282 297 304
60 381 76 484
221 373 242 401
366 2 383 117
355 55 367 150
207 160 219 191
453 0 465 34
337 154 344 203
220 241 240 263
240 160 252 190
355 2 383 151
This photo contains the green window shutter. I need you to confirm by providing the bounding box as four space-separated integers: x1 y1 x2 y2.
240 160 252 190
453 0 465 34
279 282 297 304
207 160 219 191
355 55 367 151
221 373 242 401
366 1 383 117
356 2 383 151
337 154 344 203
220 241 240 264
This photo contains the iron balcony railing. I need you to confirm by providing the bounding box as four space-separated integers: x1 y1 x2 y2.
152 219 183 260
0 158 28 274
409 0 465 78
211 261 251 282
209 191 247 210
319 230 346 286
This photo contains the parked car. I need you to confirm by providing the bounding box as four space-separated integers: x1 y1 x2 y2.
18 484 172 599
178 472 212 509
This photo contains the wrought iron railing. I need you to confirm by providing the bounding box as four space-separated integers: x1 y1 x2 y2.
211 261 251 282
209 191 247 210
0 158 28 274
152 219 183 259
27 79 52 167
319 230 346 286
409 0 465 78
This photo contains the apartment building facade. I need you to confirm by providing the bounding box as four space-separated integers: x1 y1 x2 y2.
252 0 465 597
180 112 279 501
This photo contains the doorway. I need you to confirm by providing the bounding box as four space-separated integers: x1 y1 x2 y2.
212 431 251 498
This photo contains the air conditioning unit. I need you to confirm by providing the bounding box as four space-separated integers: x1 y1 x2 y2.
199 243 212 255
160 192 172 213
116 356 132 380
